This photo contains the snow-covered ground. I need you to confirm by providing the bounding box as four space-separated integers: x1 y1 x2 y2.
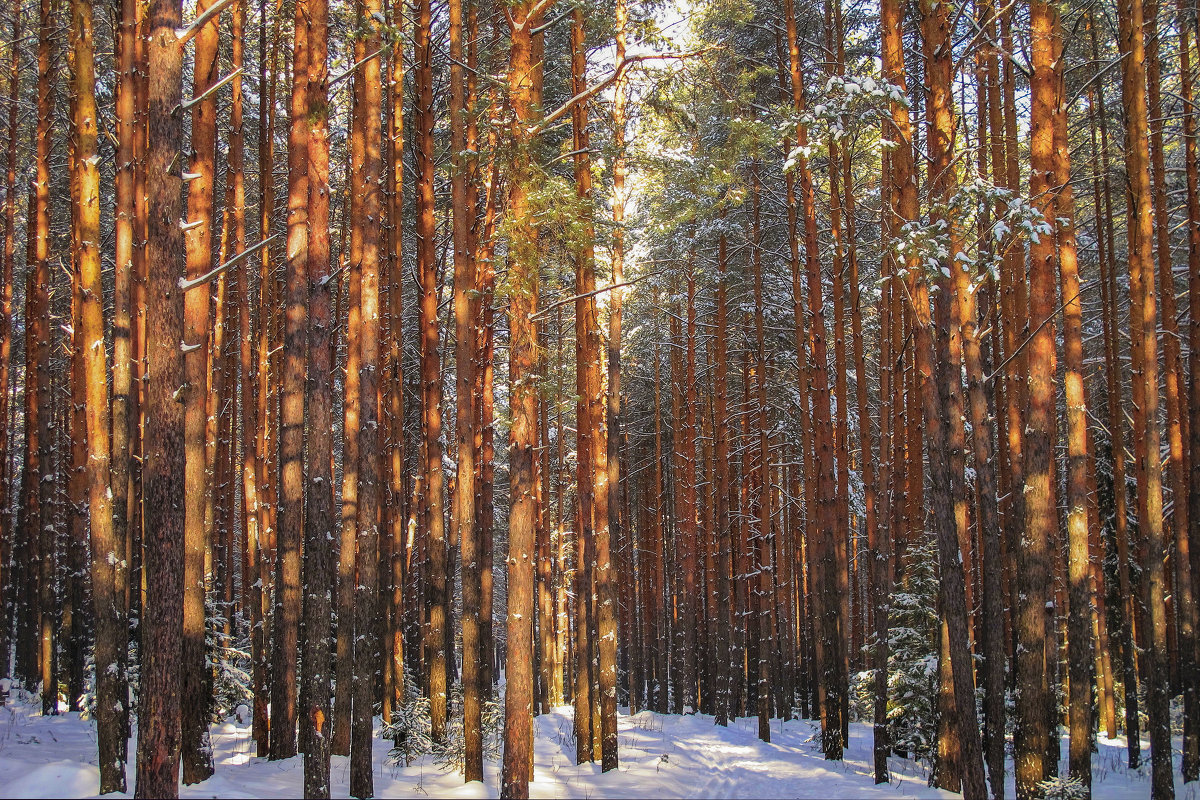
0 697 1195 798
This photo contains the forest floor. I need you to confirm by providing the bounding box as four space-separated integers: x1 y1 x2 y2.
0 695 1193 799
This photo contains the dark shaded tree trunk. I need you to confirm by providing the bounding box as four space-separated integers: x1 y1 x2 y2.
134 0 187 793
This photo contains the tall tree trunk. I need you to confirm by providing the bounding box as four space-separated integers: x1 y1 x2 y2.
979 10 1007 798
1018 1 1059 794
385 0 408 724
713 210 731 729
501 5 550 796
272 0 310 762
1184 0 1200 780
915 0 987 794
413 0 448 742
181 0 219 779
135 0 187 792
599 0 627 772
252 1 280 755
17 225 37 690
785 0 844 758
824 1 854 689
228 0 261 766
302 0 332 791
750 166 772 744
450 0 482 778
682 267 698 719
334 27 365 755
66 186 88 712
1144 3 1191 707
33 0 55 720
1090 12 1140 766
72 0 122 787
1116 0 1174 792
350 4 383 797
570 6 598 762
1044 10 1093 787
66 161 88 708
0 0 18 693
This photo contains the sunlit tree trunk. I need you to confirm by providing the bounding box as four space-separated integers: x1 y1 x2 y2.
599 0 626 771
251 3 280 755
1143 7 1191 707
922 7 984 795
302 0 332 790
334 26 365 755
71 0 120 787
958 8 1005 798
1043 10 1093 787
1017 2 1059 794
181 0 219 778
33 0 54 721
501 4 550 795
1088 13 1140 765
272 0 309 761
1116 0 1174 791
350 5 383 798
66 171 88 711
412 0 448 741
445 0 484 776
385 0 408 723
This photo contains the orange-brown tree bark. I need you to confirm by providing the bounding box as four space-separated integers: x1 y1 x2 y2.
33 0 54 721
413 0 448 742
135 0 187 793
570 6 600 762
785 0 845 758
0 0 17 694
302 0 333 791
71 0 122 787
181 0 219 779
501 4 550 795
1184 0 1200 779
350 4 383 798
1116 0 1174 791
272 0 310 762
1044 11 1093 786
334 25 365 755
